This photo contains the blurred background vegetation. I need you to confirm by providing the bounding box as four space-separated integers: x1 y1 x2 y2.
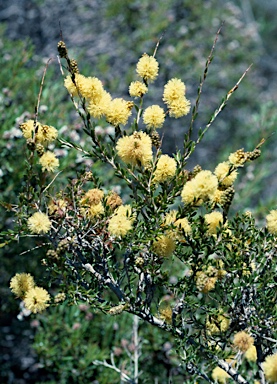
1 0 277 382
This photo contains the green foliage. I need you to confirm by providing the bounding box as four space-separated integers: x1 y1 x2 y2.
33 303 189 383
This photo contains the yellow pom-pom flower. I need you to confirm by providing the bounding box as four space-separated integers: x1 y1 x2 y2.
39 151 59 172
129 81 148 97
266 210 277 235
181 170 218 205
168 97 191 118
233 331 254 353
36 124 58 144
152 235 176 258
245 345 257 362
228 149 247 167
10 273 35 299
64 75 78 96
163 211 192 237
163 210 177 226
80 189 104 206
87 90 112 119
27 212 52 234
163 78 186 104
136 53 159 82
20 120 58 145
211 366 230 383
143 105 165 129
158 302 172 324
48 198 67 215
108 205 135 237
153 155 177 183
106 192 122 210
74 74 104 100
262 353 277 383
214 161 238 187
206 314 230 335
196 271 217 293
174 217 192 236
105 98 133 126
116 131 153 167
20 120 37 140
204 211 224 235
86 203 105 220
24 286 50 313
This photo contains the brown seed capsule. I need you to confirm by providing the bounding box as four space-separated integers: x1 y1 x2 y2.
69 59 79 74
247 148 261 161
150 131 161 148
57 41 68 58
36 143 45 156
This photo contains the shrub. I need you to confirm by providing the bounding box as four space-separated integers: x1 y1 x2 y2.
4 28 277 383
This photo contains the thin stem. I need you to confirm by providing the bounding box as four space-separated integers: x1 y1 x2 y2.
186 23 224 145
184 64 252 162
153 31 165 58
34 58 53 129
133 315 140 384
255 341 266 384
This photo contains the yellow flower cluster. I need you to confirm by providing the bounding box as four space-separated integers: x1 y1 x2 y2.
129 81 148 98
266 210 277 235
181 170 218 205
229 148 248 167
158 302 173 324
80 188 105 220
80 188 104 206
214 161 238 188
64 74 133 126
211 366 230 383
152 234 176 258
105 98 134 127
64 75 78 96
245 345 257 362
195 265 226 293
106 191 123 210
262 353 277 383
204 211 224 235
24 287 51 313
27 212 52 234
196 271 217 293
163 78 191 118
174 217 192 235
20 120 58 145
10 273 50 313
20 120 59 173
116 131 153 167
108 205 135 237
136 53 159 82
163 210 192 236
39 151 59 172
233 331 254 353
10 273 35 299
75 74 103 99
153 155 177 183
143 105 165 129
88 91 112 119
206 314 230 334
54 292 66 303
48 198 67 215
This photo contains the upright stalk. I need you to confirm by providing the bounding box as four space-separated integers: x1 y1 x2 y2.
133 315 140 384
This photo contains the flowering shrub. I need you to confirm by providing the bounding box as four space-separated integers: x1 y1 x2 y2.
4 30 277 383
